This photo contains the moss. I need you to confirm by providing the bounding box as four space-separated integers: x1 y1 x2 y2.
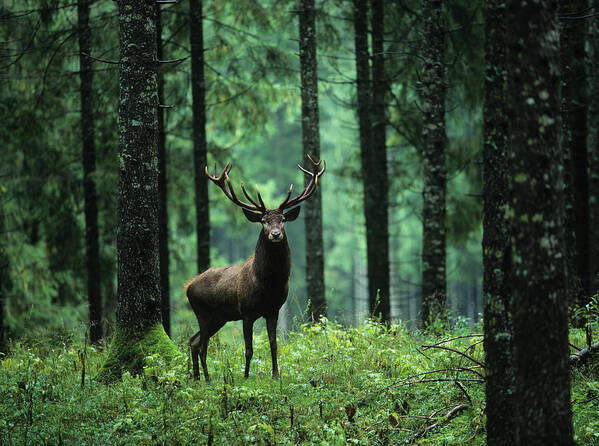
96 322 182 383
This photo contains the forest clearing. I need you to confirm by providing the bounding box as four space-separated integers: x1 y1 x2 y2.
2 0 599 444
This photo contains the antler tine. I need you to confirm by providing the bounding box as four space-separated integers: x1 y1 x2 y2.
204 162 265 213
277 155 326 211
240 182 267 211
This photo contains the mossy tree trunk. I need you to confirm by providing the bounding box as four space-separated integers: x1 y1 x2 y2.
353 0 390 322
589 0 599 294
420 0 446 327
98 0 179 382
482 1 514 443
369 0 390 323
156 4 170 337
560 0 590 316
298 0 326 320
506 0 574 443
190 0 211 274
78 0 103 344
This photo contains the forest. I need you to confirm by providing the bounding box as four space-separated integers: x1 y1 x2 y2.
1 0 598 444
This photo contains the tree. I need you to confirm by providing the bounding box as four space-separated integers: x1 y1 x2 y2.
78 0 103 344
482 1 514 443
420 0 447 326
97 0 179 381
353 0 390 322
589 0 599 293
156 3 171 337
190 0 210 274
0 207 8 355
506 0 574 442
298 0 326 320
560 0 590 314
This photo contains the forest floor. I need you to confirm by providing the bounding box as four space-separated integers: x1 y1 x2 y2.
0 319 598 445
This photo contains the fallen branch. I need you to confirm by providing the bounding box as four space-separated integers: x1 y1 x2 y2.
569 341 599 367
415 404 468 441
420 344 485 369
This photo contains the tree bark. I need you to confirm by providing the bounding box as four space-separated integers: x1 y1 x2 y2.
420 0 446 327
98 0 179 382
482 2 514 444
369 0 390 323
190 0 211 274
298 0 326 320
156 4 170 337
506 0 574 443
589 0 599 293
78 0 102 344
560 0 590 316
353 0 390 322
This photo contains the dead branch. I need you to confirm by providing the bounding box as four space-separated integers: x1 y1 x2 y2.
420 344 485 369
569 341 599 367
415 404 468 440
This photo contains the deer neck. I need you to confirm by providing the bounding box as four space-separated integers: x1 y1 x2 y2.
254 230 291 281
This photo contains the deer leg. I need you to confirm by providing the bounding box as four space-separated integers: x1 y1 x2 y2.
266 314 279 378
189 331 201 380
199 320 226 383
243 318 254 378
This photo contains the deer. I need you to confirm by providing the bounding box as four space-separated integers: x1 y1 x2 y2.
186 155 326 381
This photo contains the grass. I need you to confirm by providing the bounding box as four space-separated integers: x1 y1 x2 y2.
0 318 598 445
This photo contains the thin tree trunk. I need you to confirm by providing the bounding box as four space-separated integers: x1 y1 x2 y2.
420 0 446 327
370 0 390 322
353 0 390 322
298 0 326 321
98 0 179 382
78 0 102 343
589 0 599 293
506 0 574 443
561 0 590 316
156 4 170 337
190 0 210 274
482 1 514 443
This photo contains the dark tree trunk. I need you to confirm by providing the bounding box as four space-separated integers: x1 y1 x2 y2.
190 0 210 274
353 0 390 322
561 0 590 315
589 0 599 293
78 0 102 343
0 210 8 355
482 1 514 443
298 0 326 321
506 0 574 443
369 0 390 322
98 0 179 382
156 4 170 337
420 0 446 326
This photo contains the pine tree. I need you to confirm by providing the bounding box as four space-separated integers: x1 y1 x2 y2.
506 0 574 442
298 0 326 320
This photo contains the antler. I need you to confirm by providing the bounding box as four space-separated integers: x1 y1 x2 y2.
205 162 267 213
278 154 326 211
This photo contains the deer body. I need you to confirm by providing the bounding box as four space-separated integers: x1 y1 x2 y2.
187 157 325 381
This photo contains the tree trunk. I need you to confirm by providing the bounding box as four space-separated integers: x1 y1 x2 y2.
190 0 211 274
353 0 390 322
78 0 102 344
156 4 170 337
589 0 599 294
482 2 514 444
0 209 8 355
561 0 590 317
506 0 574 443
98 0 179 382
369 0 390 322
298 0 326 321
420 0 446 327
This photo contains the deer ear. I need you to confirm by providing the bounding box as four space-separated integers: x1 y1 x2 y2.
242 208 263 222
283 206 301 222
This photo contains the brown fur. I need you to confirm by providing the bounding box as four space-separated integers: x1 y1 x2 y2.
187 211 294 381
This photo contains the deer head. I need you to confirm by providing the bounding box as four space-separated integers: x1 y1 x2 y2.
205 155 326 243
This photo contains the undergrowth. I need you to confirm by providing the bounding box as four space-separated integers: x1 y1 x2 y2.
0 319 597 445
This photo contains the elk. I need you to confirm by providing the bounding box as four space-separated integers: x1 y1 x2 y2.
186 155 326 381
